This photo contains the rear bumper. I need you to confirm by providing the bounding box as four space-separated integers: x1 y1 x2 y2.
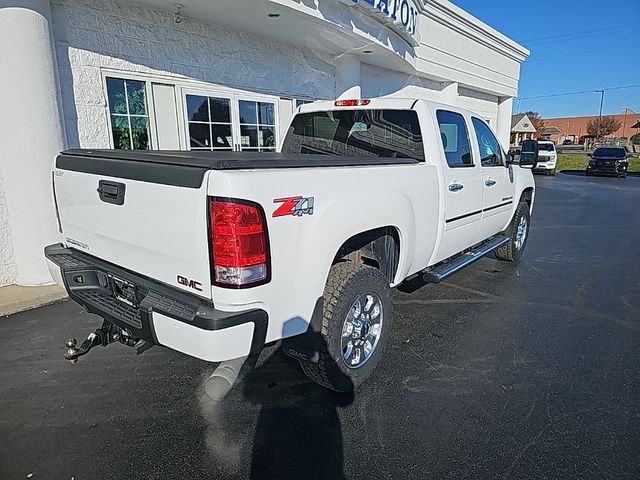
44 244 267 362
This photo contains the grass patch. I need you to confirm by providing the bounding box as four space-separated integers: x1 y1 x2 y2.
556 153 640 173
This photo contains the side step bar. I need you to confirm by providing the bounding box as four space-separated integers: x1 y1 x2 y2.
422 234 510 284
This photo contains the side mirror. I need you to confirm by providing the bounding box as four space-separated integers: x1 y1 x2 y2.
519 140 539 169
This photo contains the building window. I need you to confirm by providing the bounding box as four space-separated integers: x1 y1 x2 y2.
186 95 233 150
239 100 276 151
106 77 150 150
296 99 312 108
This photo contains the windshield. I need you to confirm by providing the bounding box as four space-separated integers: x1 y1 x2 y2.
593 147 626 158
282 109 424 161
538 143 555 151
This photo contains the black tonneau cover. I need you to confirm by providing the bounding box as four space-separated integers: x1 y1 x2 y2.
57 149 420 188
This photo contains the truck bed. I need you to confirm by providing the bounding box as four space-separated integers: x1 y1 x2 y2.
57 149 421 188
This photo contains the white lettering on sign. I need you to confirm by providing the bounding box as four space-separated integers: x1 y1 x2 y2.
351 0 418 36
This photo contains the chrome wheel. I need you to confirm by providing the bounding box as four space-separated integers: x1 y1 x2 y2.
515 215 527 250
341 292 383 369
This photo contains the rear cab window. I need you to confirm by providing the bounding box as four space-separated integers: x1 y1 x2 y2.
436 110 474 168
281 109 424 161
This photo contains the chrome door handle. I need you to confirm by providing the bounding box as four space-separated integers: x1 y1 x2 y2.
485 179 496 187
448 183 464 192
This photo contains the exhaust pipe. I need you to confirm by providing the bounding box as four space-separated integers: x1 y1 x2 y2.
204 356 248 401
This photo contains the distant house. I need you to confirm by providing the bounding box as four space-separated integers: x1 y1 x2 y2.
541 125 561 141
511 114 537 146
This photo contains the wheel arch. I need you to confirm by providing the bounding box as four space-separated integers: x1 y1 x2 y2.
333 226 401 284
520 186 535 214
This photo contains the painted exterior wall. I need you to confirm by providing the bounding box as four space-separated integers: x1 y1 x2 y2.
0 0 67 286
0 171 17 286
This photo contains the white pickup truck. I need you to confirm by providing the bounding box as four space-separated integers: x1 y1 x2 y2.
46 97 538 392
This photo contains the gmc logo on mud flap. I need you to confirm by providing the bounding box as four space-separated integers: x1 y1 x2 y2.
273 196 314 218
177 275 203 292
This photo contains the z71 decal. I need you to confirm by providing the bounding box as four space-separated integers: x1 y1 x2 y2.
273 196 314 218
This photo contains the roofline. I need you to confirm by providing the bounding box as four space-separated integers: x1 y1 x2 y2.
420 0 529 63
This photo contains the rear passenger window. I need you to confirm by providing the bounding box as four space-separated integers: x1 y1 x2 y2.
436 110 473 168
471 117 505 167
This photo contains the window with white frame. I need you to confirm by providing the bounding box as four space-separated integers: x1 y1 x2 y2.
239 100 276 152
106 77 150 150
185 95 234 150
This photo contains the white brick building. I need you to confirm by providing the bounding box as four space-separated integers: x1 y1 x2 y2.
0 0 528 286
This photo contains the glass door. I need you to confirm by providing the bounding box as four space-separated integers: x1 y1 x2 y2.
181 87 279 152
237 98 277 152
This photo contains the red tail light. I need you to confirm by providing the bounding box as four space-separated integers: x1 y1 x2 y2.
334 99 371 107
210 198 270 287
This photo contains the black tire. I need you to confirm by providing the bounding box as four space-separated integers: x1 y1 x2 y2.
494 200 530 263
298 262 393 392
550 168 556 176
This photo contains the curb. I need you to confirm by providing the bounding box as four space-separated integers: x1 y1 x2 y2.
0 284 68 317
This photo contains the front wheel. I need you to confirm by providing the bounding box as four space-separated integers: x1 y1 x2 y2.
298 262 393 392
494 201 531 262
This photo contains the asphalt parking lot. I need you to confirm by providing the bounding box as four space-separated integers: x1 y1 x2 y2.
1 173 639 480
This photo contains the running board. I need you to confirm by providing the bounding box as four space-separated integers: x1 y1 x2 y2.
422 235 510 284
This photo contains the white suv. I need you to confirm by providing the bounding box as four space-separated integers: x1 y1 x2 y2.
535 141 558 175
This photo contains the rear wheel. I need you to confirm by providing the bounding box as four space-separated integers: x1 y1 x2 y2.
494 201 530 263
298 262 393 392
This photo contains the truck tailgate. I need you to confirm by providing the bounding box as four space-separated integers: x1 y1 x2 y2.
54 160 212 300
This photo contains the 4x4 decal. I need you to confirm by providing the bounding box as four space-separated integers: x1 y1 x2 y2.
273 196 314 217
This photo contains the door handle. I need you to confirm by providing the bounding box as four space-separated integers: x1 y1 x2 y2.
448 183 464 192
97 180 126 205
485 179 496 187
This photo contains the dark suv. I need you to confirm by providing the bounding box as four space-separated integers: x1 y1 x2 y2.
586 147 629 178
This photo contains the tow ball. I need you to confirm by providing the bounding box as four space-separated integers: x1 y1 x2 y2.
64 320 151 364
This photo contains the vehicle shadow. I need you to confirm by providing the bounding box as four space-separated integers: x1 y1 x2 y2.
242 347 354 480
198 342 354 480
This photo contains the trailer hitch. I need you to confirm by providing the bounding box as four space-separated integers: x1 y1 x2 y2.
64 320 150 364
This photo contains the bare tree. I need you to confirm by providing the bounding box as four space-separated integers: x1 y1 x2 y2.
586 116 623 138
523 111 546 138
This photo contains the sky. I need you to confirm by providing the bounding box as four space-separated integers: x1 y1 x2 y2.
450 0 640 119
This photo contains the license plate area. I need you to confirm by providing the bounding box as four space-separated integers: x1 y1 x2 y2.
109 274 139 308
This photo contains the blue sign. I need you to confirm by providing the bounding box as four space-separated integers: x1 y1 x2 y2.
351 0 418 36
